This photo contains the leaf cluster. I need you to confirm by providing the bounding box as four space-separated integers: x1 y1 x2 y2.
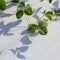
16 2 33 19
0 0 59 35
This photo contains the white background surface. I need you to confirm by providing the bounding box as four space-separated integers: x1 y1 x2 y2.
0 0 60 60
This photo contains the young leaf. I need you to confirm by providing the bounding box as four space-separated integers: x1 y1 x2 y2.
48 0 52 3
46 15 52 20
44 11 54 20
17 2 25 11
38 21 48 27
12 0 19 3
17 2 25 8
24 4 33 15
16 10 23 19
37 20 48 35
38 27 48 35
27 24 37 33
54 9 60 16
0 0 6 10
46 11 53 16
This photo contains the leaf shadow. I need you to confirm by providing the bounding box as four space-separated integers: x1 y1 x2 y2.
10 46 28 59
33 7 42 18
6 2 16 9
0 20 22 36
51 0 59 11
20 0 28 2
20 35 32 45
52 0 58 8
0 11 12 18
16 51 26 59
10 29 33 59
52 17 60 22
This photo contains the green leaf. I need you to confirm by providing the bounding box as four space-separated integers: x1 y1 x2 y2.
27 24 37 33
16 10 23 19
46 11 53 16
12 0 19 3
46 14 52 20
0 0 6 10
44 11 54 20
48 0 52 3
38 21 48 27
43 10 46 14
17 2 25 11
37 20 48 35
24 4 33 15
17 2 25 8
38 27 48 35
54 9 60 16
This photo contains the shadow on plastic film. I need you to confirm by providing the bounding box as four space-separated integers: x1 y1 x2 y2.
53 0 58 8
33 7 42 18
51 0 59 11
10 29 34 59
10 46 28 59
0 20 21 36
6 2 16 9
20 35 32 45
0 11 12 18
51 1 60 22
20 0 28 2
10 35 32 59
10 33 32 59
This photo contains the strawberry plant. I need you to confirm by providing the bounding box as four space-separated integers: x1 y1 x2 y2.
16 2 33 19
0 0 60 35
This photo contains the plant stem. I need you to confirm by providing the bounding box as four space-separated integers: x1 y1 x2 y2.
25 15 30 26
35 15 41 22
